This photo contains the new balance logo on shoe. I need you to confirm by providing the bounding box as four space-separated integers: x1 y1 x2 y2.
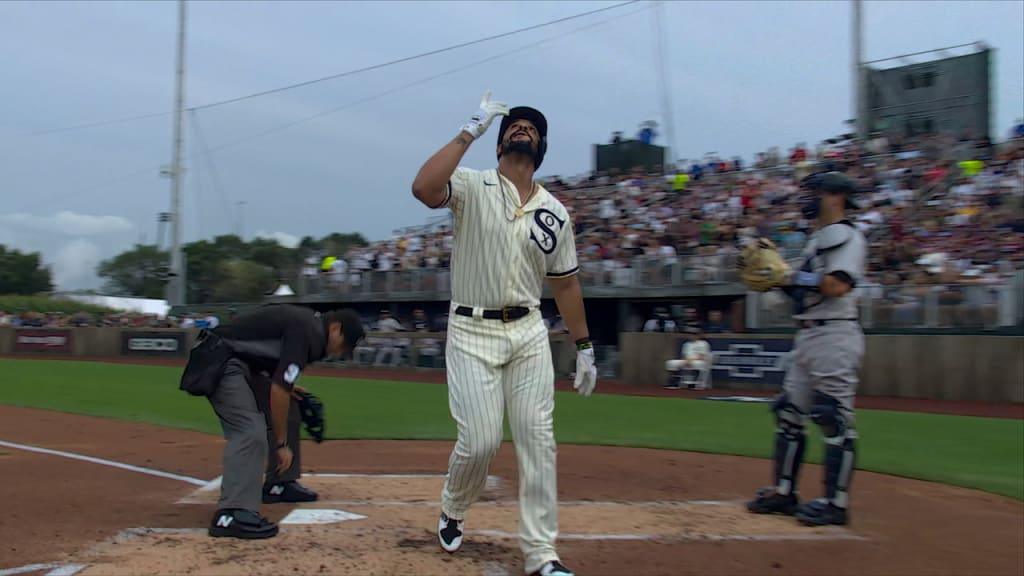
215 515 233 528
269 485 284 495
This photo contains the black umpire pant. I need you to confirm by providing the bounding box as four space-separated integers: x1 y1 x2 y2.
208 357 302 512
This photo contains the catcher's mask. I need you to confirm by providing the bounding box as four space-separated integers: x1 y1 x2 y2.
798 171 860 219
496 106 548 170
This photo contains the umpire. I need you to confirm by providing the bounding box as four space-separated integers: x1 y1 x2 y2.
180 303 365 539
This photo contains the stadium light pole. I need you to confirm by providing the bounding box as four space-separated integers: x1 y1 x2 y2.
653 0 678 169
853 0 867 140
166 0 187 307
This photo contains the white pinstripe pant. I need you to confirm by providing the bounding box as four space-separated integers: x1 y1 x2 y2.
441 306 560 573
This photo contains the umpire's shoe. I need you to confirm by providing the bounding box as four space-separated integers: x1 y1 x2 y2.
746 487 799 515
263 480 319 503
795 498 849 526
208 509 279 539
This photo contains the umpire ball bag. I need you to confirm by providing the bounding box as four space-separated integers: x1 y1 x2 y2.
179 329 234 397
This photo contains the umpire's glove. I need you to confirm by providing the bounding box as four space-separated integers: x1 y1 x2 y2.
574 339 597 397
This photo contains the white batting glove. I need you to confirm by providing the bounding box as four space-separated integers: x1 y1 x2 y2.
460 90 509 139
573 342 597 397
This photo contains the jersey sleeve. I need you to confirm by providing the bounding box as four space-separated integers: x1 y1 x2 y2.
546 208 579 278
438 167 476 215
271 323 312 391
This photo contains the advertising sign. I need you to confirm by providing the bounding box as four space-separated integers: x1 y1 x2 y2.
122 331 187 357
701 337 794 386
13 330 73 353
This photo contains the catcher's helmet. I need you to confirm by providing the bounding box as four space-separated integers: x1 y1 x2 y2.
496 106 548 170
800 171 861 210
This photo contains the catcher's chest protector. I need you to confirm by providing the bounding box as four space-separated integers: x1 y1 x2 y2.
791 221 865 318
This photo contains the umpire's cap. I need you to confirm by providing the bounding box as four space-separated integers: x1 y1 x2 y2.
324 308 365 359
800 171 862 210
496 106 548 170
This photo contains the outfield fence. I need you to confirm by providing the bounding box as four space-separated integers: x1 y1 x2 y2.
2 326 1020 404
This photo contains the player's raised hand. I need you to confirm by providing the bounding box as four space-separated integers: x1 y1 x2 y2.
460 89 509 139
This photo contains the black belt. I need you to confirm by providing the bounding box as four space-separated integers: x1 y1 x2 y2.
797 319 858 329
455 306 530 323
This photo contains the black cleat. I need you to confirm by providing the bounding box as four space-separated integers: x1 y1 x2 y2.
208 509 279 539
795 498 849 526
263 480 319 503
747 487 799 515
531 561 575 576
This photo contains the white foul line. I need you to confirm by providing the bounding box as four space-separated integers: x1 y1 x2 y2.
44 566 86 576
0 564 57 576
0 440 208 486
0 564 85 576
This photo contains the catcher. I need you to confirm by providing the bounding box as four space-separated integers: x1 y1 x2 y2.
179 303 364 539
737 171 867 527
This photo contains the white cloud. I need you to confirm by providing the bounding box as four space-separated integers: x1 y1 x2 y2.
0 211 134 236
0 210 139 291
254 230 300 249
52 238 102 289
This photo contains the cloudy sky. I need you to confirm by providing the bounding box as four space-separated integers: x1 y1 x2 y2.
0 0 1021 291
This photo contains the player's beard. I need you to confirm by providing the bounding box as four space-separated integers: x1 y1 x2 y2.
503 137 537 165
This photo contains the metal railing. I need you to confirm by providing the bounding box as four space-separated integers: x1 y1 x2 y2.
749 279 1023 331
297 252 765 297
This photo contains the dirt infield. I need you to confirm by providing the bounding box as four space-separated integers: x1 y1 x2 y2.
2 402 1023 576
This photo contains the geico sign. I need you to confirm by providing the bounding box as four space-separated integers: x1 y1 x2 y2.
128 338 179 352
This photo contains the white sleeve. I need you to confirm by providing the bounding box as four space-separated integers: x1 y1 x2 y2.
439 167 476 215
546 208 579 278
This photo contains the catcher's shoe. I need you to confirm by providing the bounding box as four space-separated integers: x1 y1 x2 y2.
795 498 849 526
438 512 464 553
208 508 279 539
530 561 575 576
263 480 319 504
746 487 799 516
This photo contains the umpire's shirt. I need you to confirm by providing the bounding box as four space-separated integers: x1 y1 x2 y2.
212 304 329 391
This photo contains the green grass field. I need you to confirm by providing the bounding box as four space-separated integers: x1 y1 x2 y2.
1 359 1021 500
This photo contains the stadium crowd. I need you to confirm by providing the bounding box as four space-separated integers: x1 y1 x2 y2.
307 127 1024 299
6 125 1021 337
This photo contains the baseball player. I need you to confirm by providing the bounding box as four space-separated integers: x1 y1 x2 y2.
746 172 866 527
411 90 597 576
179 304 365 539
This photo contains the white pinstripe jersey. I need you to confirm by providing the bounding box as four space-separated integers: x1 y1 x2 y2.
437 167 578 309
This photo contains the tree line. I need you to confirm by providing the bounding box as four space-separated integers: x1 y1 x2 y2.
0 232 368 304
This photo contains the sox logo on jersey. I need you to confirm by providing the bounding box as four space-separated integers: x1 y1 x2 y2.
529 209 565 255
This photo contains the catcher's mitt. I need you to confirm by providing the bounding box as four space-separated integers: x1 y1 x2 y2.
736 238 791 292
296 390 325 443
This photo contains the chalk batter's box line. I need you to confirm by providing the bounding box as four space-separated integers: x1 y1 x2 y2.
175 472 503 503
78 524 870 544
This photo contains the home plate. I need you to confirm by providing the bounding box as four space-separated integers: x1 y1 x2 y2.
279 508 367 524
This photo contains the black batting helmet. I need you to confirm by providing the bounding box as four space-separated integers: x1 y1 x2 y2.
496 106 548 170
